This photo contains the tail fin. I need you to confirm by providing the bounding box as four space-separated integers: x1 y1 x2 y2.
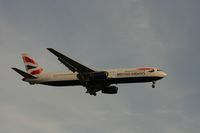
22 53 44 76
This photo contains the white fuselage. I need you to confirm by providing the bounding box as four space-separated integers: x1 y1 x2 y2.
25 67 167 86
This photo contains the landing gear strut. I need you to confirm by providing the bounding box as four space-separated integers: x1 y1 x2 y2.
152 81 156 88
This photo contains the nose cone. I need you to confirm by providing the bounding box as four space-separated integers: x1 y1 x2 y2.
160 71 167 77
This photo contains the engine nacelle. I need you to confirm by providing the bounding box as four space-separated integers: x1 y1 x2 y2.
89 71 108 80
102 86 118 94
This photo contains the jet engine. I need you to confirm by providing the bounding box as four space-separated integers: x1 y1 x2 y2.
101 86 118 94
89 71 108 80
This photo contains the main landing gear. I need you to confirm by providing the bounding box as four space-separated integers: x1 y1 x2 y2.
86 90 97 96
152 81 156 88
86 86 97 96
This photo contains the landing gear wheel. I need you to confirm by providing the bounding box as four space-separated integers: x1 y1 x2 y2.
89 92 96 96
86 89 97 96
152 81 156 88
152 84 155 88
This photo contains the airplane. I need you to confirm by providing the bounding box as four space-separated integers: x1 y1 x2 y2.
12 48 167 96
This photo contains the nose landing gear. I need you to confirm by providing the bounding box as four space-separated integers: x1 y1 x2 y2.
152 81 156 88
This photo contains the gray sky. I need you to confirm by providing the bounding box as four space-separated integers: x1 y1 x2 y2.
0 0 200 133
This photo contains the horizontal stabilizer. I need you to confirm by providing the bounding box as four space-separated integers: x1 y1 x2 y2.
12 68 37 79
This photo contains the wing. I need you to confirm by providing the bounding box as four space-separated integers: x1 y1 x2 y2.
47 48 95 73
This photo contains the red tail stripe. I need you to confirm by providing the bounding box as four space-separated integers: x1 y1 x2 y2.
23 56 37 65
30 68 43 75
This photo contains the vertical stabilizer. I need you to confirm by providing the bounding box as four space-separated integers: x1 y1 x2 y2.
22 53 44 76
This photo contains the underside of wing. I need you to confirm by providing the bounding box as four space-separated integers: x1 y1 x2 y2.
47 48 95 73
47 48 115 96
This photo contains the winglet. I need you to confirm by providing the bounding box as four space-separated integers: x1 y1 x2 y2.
12 67 37 79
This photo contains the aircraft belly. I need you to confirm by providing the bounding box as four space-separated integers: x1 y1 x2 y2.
107 76 163 84
39 76 162 87
40 80 81 86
